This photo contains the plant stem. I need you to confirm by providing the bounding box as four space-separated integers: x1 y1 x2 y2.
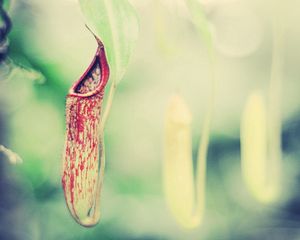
101 79 117 129
195 44 216 219
267 16 283 192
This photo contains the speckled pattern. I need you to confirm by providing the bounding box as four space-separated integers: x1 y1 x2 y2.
75 63 101 94
62 93 103 224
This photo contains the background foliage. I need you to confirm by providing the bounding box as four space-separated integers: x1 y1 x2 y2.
1 0 300 239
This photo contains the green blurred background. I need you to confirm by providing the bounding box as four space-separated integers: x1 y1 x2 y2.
1 0 300 239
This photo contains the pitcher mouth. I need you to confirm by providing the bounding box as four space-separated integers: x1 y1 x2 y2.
68 39 109 98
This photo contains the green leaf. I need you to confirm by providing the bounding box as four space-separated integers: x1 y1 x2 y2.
79 0 139 83
185 0 212 51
